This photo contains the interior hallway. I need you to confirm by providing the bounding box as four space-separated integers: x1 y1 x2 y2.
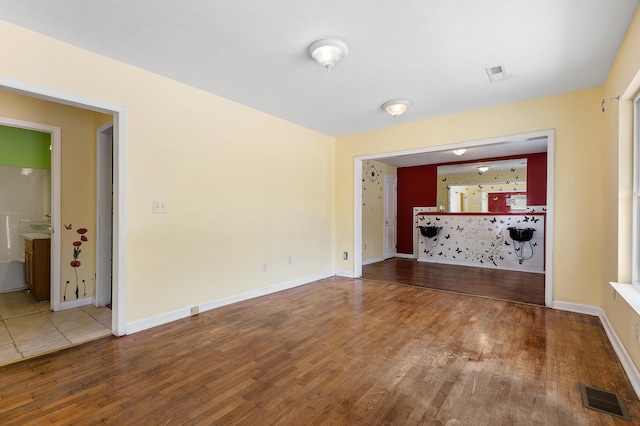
0 290 111 365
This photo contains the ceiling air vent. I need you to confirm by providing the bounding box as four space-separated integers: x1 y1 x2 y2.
486 64 507 82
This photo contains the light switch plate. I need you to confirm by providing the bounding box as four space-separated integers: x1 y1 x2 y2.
153 200 167 214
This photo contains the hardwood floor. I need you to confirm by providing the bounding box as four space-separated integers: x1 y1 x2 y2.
0 277 637 425
363 258 546 305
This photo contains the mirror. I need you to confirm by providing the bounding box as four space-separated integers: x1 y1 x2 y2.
437 159 527 213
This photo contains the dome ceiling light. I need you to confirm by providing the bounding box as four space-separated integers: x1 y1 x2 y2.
308 39 348 72
382 100 410 118
453 149 467 156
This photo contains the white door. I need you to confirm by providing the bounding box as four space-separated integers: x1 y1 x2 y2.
96 122 113 307
383 176 397 259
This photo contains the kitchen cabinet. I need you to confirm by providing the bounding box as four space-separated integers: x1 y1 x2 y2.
24 237 50 302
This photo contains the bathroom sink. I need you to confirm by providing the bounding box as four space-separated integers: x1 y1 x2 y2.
507 227 535 242
418 226 441 238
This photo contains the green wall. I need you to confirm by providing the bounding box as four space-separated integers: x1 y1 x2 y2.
0 125 51 169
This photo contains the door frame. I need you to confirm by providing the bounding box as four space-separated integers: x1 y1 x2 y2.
0 117 61 310
383 175 397 259
354 129 555 307
96 121 113 308
0 76 127 336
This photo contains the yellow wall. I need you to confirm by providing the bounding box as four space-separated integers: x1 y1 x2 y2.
0 20 336 323
0 90 111 302
362 160 396 262
336 87 605 306
602 9 640 370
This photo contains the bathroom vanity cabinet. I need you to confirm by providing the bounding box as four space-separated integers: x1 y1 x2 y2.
24 237 50 302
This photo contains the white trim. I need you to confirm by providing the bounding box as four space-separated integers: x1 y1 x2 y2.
600 307 640 398
335 270 356 278
544 132 555 307
552 301 601 316
395 253 417 259
0 75 128 337
354 159 363 277
60 297 93 310
126 271 334 334
632 92 640 285
362 257 385 265
551 300 640 398
95 121 113 309
0 117 61 311
353 129 555 307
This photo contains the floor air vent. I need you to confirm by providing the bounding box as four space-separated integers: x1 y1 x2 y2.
579 384 630 420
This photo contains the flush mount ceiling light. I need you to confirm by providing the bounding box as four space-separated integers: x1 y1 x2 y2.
382 100 410 117
308 39 348 71
453 149 467 156
477 166 490 173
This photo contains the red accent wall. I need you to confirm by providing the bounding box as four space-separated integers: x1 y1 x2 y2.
396 152 547 254
397 165 437 254
487 192 526 213
526 152 547 205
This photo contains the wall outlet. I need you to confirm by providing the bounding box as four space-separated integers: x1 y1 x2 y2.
288 256 292 264
191 306 199 315
636 320 640 342
343 251 348 260
262 263 267 272
364 244 367 250
153 200 167 214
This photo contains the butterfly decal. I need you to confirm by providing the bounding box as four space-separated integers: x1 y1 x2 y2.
510 168 516 172
64 224 72 230
442 177 447 182
444 234 450 239
504 241 511 246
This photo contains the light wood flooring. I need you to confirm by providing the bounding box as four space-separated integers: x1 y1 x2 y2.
0 290 112 365
0 277 637 425
363 258 546 305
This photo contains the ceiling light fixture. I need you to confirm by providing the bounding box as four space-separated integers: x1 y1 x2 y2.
308 39 348 71
382 100 410 117
453 149 467 156
477 166 490 173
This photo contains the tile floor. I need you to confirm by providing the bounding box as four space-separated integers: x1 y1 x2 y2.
0 290 112 366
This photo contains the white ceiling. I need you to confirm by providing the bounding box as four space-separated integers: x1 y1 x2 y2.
0 0 637 139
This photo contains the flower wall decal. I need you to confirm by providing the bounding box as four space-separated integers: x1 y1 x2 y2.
65 226 88 300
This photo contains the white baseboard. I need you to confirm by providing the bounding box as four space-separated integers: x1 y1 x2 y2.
60 297 93 310
552 300 640 398
126 271 335 334
362 257 384 265
335 270 355 278
598 308 640 398
552 301 601 316
395 253 417 259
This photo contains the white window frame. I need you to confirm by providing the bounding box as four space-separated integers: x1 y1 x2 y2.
633 92 640 287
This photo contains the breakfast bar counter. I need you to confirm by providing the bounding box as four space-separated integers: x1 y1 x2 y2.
416 212 545 273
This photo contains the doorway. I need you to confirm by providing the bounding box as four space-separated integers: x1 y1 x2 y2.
0 76 127 336
0 117 61 309
354 129 555 307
